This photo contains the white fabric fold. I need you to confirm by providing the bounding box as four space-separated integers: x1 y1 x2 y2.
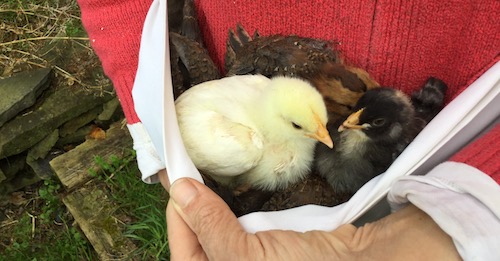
127 123 164 183
388 162 500 260
132 0 202 185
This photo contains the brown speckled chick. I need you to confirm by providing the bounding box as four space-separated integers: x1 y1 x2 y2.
169 0 220 99
225 24 380 122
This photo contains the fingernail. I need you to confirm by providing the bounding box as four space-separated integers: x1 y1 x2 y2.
170 178 198 208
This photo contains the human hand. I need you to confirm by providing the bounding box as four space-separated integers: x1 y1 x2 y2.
166 178 461 261
158 169 170 191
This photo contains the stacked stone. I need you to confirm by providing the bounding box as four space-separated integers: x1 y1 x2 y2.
0 68 122 194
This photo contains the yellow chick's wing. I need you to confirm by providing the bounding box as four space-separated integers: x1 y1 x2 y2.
175 75 270 186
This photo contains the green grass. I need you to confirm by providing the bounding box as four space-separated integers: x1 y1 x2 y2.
1 218 94 261
1 153 170 260
125 206 170 260
0 179 96 261
91 153 171 260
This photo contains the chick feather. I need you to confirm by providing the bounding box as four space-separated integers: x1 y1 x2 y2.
176 74 333 191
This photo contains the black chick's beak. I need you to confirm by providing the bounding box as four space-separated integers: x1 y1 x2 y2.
338 108 366 132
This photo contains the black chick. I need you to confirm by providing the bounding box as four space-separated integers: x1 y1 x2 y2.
169 0 220 99
225 24 379 123
314 77 447 196
314 88 420 195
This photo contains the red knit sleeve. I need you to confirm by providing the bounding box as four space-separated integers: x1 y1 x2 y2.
77 0 152 124
450 124 500 184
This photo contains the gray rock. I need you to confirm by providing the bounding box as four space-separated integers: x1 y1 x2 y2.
0 153 27 182
27 129 59 161
59 106 102 137
0 153 38 196
0 68 52 127
57 125 93 147
95 98 124 130
26 129 60 179
27 156 59 180
0 167 39 196
0 83 115 158
0 168 5 183
97 98 120 122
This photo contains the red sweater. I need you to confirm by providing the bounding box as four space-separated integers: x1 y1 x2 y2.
77 0 499 182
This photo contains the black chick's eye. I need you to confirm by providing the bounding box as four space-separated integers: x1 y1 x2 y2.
372 118 386 127
292 122 302 130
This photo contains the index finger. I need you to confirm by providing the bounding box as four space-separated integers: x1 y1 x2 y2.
158 169 171 191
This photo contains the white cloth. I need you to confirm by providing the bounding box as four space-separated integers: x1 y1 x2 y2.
388 162 500 260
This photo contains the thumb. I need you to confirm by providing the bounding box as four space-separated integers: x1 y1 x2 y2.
169 178 249 255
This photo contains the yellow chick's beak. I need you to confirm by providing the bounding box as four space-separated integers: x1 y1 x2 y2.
338 108 365 132
306 119 334 148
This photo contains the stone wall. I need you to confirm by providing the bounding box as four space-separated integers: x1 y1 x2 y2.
0 68 123 195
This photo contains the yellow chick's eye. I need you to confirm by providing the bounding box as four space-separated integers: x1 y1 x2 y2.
291 122 303 130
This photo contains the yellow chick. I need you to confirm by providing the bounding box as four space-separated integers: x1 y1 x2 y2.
175 75 333 191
